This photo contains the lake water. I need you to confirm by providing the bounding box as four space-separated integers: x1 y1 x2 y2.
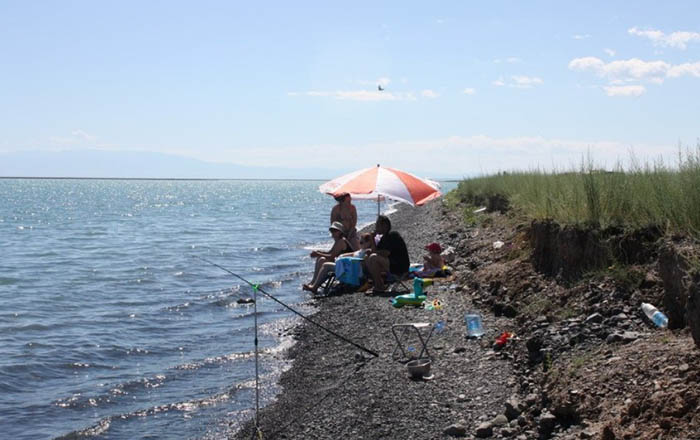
0 178 455 439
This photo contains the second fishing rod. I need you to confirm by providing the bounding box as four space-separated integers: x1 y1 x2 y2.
193 255 379 358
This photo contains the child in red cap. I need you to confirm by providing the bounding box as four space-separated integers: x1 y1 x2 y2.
422 242 445 274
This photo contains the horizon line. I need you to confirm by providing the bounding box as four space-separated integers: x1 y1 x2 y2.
0 176 464 182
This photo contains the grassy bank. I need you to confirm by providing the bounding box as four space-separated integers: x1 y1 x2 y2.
450 148 700 237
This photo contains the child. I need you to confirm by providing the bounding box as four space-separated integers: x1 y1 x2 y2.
349 232 375 258
413 242 445 277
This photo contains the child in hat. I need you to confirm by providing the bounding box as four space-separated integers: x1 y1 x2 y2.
420 242 445 275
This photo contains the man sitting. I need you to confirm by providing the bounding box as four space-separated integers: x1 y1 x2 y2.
365 215 409 293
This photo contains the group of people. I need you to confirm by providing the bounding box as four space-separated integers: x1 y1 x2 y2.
302 193 444 295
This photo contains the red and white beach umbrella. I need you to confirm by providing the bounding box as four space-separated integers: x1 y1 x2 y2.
319 164 442 213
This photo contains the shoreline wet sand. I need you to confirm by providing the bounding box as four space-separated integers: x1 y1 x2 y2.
233 201 518 439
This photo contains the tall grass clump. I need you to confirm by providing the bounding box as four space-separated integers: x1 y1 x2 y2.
454 145 700 237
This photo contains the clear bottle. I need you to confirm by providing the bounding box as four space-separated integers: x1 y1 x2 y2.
464 312 484 338
641 303 668 328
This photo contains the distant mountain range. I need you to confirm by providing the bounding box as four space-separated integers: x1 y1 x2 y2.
0 150 346 180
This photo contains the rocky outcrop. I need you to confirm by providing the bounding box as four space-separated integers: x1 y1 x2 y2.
658 242 691 329
529 221 663 283
528 221 700 347
658 240 700 346
687 273 700 347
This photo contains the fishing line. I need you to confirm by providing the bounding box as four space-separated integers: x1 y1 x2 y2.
193 255 379 439
193 255 379 358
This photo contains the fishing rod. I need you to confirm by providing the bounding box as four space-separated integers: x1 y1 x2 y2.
193 255 379 358
195 255 379 439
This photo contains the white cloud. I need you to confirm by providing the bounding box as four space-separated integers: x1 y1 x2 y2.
462 88 476 95
667 62 700 78
569 56 605 72
628 27 700 50
71 130 96 141
603 85 646 97
573 34 591 40
421 89 439 98
604 48 616 57
49 129 98 145
511 75 543 88
569 56 700 84
493 75 543 88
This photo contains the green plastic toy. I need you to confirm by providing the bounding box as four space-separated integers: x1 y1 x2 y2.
391 292 427 308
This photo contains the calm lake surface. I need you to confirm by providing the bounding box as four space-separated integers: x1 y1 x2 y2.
0 178 455 439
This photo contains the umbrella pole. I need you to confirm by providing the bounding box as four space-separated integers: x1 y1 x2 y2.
377 195 380 216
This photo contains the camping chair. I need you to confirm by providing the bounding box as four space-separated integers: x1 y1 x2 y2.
318 272 338 296
385 272 411 294
391 321 446 361
391 322 435 361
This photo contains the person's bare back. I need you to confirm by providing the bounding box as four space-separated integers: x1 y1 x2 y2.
330 193 359 250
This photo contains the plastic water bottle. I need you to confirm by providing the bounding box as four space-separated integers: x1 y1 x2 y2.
465 312 484 338
641 303 668 328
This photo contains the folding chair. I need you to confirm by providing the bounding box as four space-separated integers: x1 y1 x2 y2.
391 322 435 361
318 272 337 296
385 272 411 294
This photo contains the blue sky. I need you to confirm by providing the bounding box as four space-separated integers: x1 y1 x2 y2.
1 1 699 178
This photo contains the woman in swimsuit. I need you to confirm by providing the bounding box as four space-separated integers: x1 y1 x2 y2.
302 233 374 294
330 193 359 250
302 222 352 293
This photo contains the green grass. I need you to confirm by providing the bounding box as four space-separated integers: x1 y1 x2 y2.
452 146 700 237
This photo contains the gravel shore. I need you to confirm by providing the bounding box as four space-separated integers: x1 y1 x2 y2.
232 196 700 440
233 201 517 439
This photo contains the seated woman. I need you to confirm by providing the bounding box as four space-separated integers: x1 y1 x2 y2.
302 232 374 294
302 222 352 293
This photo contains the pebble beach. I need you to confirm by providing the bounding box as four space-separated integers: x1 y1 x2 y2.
233 201 517 439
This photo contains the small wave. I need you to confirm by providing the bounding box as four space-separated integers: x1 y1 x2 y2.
54 374 168 410
250 245 287 253
302 240 333 250
0 277 20 285
165 301 193 312
55 418 111 439
0 379 24 393
175 332 295 372
55 388 238 439
60 361 112 371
